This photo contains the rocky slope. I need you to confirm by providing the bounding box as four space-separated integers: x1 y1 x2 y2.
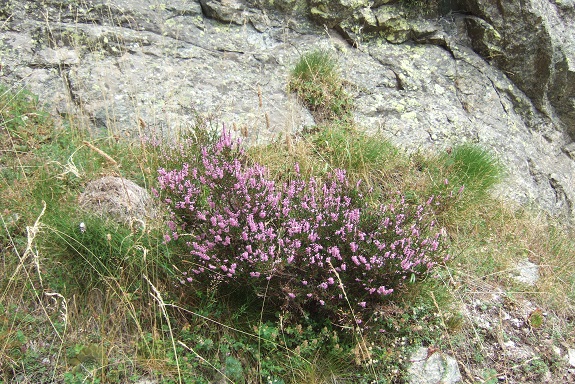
0 0 573 221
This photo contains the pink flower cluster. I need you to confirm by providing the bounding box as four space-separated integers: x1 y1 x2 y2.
156 129 449 324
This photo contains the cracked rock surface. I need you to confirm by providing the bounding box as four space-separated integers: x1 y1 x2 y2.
0 0 574 222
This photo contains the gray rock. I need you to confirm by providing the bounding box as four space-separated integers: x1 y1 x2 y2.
455 0 575 139
78 176 157 225
511 259 540 286
407 346 462 384
349 37 575 222
1 0 574 224
569 348 575 367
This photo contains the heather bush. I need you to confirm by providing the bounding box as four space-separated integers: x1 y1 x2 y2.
156 129 449 328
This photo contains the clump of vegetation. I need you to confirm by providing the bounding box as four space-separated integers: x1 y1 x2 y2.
156 129 450 329
0 84 172 383
442 143 502 204
288 50 353 124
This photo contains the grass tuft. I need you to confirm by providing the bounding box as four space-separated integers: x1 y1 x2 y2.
288 50 353 124
442 143 503 199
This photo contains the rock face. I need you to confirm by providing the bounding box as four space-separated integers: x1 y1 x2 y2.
0 0 574 222
454 0 575 140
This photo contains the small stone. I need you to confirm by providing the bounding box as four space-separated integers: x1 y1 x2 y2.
511 259 539 286
552 346 561 357
504 340 516 349
134 379 158 384
474 316 492 330
504 343 536 362
568 349 575 367
407 347 462 384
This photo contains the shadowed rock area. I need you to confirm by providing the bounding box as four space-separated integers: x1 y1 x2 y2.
0 0 574 222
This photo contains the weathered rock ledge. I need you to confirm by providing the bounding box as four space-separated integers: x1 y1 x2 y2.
0 0 573 222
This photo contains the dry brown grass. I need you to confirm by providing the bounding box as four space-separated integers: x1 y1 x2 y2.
449 197 575 318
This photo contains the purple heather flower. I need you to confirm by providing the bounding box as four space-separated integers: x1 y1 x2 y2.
156 128 450 326
377 286 393 295
335 169 346 183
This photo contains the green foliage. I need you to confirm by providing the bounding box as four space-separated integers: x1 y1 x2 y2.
288 50 353 123
43 213 150 292
67 343 108 377
309 125 408 201
154 292 381 383
0 84 54 151
524 358 549 377
0 85 174 383
312 125 399 174
0 303 66 382
479 368 499 384
442 143 502 201
407 143 503 222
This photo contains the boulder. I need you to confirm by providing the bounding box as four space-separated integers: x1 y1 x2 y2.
78 176 156 225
